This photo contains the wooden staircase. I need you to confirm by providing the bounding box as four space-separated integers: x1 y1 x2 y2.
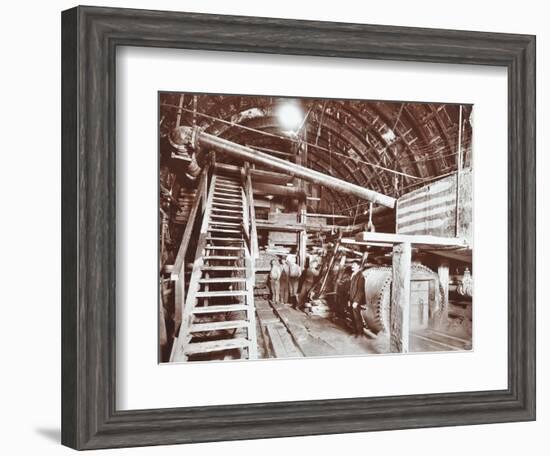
170 173 258 362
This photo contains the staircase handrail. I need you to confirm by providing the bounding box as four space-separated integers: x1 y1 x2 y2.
170 173 217 362
170 164 209 331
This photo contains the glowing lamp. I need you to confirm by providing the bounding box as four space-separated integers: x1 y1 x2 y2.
276 101 303 133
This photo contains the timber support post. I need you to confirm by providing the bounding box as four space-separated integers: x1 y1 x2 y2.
390 242 411 353
298 201 307 268
438 261 450 325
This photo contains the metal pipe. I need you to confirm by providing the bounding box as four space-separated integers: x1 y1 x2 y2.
195 130 395 208
214 162 294 185
252 182 306 199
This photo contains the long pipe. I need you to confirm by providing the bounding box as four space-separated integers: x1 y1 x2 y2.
252 182 306 200
214 162 294 185
214 162 305 198
190 130 396 208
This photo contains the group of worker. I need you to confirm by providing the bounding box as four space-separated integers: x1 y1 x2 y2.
268 255 320 310
269 256 376 339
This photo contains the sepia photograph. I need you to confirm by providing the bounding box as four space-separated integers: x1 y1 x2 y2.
54 4 537 451
158 93 473 363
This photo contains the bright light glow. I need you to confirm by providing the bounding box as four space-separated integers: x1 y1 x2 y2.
382 129 396 143
276 101 304 133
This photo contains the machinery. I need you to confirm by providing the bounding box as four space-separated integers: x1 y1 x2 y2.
336 264 443 336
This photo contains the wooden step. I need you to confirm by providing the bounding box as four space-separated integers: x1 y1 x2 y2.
184 337 249 355
211 208 242 214
192 304 249 314
206 237 244 242
209 221 241 227
208 228 242 234
214 188 242 198
205 246 245 250
212 201 242 207
217 176 239 181
199 277 246 283
214 194 241 200
203 255 243 260
195 290 247 298
215 184 240 189
189 320 249 333
210 213 242 220
215 188 240 194
213 196 242 203
201 266 247 271
214 187 241 192
215 185 241 191
212 202 242 209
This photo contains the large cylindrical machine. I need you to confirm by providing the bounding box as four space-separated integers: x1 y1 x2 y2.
362 267 393 334
336 264 443 335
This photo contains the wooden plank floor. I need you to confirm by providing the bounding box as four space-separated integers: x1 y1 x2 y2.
410 327 472 352
255 297 304 359
255 297 470 359
270 302 390 356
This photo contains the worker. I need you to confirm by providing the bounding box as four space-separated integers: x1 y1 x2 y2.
280 256 290 304
298 259 320 309
349 261 366 337
268 259 282 304
287 255 302 307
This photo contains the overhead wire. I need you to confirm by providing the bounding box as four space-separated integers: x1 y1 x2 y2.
161 100 469 213
160 103 422 180
163 101 467 175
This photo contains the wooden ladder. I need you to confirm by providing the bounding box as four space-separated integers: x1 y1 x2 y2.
171 173 258 361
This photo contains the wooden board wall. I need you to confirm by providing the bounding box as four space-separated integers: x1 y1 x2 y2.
267 212 299 245
396 170 472 245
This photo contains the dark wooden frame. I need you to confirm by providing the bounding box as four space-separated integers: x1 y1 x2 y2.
61 5 536 450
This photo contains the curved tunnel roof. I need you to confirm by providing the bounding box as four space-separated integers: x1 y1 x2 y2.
160 93 472 214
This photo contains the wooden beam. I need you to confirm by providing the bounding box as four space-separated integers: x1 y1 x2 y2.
298 201 307 268
307 213 351 219
257 221 367 233
244 164 259 259
257 221 307 232
341 237 393 248
427 248 472 263
390 242 411 353
159 287 167 347
355 231 467 247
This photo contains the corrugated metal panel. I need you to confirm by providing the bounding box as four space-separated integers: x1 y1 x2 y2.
396 170 472 244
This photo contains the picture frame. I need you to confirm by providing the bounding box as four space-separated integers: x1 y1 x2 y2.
61 5 536 450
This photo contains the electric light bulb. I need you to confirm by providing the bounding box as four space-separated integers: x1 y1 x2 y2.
276 101 303 132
